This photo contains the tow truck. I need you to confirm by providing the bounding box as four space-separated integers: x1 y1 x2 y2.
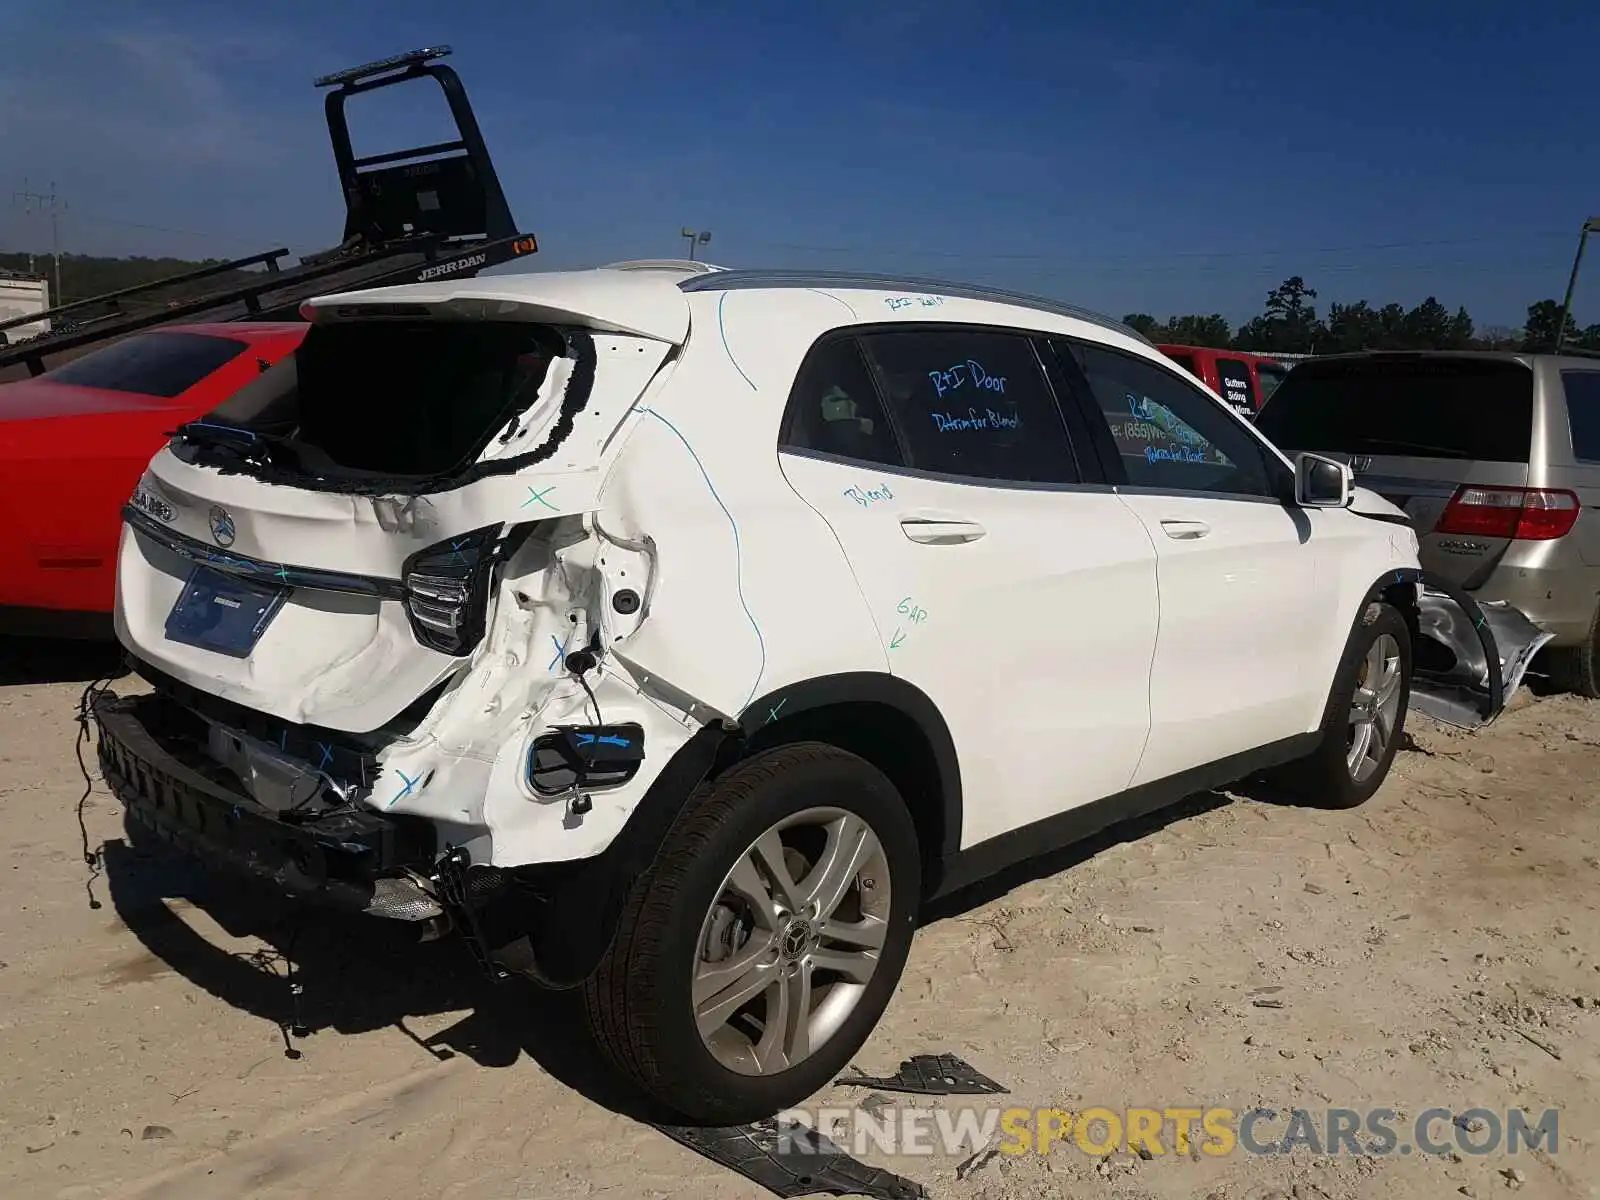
0 46 539 383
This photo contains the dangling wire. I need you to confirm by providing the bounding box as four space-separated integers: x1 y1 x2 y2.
72 658 131 910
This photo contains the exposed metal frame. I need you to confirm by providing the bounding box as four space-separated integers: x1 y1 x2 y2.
678 268 1149 343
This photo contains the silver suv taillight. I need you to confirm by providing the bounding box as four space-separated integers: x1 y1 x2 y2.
401 525 505 656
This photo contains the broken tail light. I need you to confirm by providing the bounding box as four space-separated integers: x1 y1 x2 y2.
401 525 504 656
1434 486 1581 541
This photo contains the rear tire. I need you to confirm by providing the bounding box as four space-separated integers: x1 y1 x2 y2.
1273 602 1412 809
582 742 920 1125
1542 604 1600 699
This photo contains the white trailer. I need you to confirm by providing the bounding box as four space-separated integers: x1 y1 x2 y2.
0 271 50 344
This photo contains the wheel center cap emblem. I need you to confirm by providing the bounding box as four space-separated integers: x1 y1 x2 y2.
780 920 812 960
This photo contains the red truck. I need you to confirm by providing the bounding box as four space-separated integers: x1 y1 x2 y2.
1157 344 1291 417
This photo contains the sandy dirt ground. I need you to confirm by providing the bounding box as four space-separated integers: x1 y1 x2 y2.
3 637 1599 1200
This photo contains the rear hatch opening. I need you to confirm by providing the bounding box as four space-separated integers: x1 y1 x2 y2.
170 316 589 495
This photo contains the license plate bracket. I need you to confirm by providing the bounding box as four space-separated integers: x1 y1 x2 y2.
164 565 288 658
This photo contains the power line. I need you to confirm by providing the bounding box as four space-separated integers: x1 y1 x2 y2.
68 211 242 240
10 180 67 305
757 230 1576 265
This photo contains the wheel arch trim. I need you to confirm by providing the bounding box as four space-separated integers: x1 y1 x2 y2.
737 671 964 858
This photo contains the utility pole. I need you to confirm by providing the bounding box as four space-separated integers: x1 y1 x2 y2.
12 180 67 306
681 226 711 262
1555 216 1600 355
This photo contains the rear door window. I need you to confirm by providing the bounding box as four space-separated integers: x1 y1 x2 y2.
44 332 248 398
1255 357 1534 462
1214 357 1257 414
1563 371 1600 462
1164 350 1199 375
856 327 1080 484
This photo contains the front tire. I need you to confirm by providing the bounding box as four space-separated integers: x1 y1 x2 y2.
1275 601 1412 809
583 742 921 1124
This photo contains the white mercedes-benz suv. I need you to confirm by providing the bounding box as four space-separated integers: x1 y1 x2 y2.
96 261 1422 1123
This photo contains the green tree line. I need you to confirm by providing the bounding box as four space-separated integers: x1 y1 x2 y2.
0 251 263 308
6 253 1598 357
1125 276 1600 355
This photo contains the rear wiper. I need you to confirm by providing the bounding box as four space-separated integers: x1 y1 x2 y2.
173 421 309 471
174 420 262 452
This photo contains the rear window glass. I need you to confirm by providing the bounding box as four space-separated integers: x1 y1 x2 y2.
1256 362 1288 402
780 337 905 467
1164 350 1198 374
1255 357 1534 462
44 332 247 398
1563 371 1600 463
246 321 562 477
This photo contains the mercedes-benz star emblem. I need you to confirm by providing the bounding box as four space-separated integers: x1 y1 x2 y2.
208 505 236 547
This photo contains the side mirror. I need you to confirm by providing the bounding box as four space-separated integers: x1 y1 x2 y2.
1295 452 1353 507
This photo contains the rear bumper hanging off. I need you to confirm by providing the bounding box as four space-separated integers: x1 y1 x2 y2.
91 690 444 920
1409 572 1554 729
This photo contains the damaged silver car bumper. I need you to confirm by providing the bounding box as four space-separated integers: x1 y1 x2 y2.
1410 574 1555 729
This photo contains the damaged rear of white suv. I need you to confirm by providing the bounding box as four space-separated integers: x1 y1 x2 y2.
98 262 1437 1123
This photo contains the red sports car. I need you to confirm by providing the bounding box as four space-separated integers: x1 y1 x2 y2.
0 321 307 638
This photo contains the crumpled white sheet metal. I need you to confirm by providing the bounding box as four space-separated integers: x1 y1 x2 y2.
1410 587 1554 729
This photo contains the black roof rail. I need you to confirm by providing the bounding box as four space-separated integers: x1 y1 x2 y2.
0 47 535 381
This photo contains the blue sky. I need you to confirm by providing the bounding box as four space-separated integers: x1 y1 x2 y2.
1 0 1596 329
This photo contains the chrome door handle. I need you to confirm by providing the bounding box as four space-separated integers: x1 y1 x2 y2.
1159 519 1210 539
900 518 986 545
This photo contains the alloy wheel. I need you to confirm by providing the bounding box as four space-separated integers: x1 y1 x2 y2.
1347 632 1403 782
693 807 892 1076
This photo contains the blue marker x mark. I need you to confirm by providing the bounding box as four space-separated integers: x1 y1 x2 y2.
316 742 335 770
548 634 568 671
391 770 420 804
765 697 788 725
276 565 292 584
576 733 631 749
522 486 558 510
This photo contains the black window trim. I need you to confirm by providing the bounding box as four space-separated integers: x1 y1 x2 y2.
1046 336 1296 505
776 320 1104 491
778 444 1122 496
